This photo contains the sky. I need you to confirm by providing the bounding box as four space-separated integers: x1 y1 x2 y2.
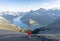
0 0 60 12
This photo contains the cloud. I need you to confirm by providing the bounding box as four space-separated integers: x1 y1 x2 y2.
43 3 49 8
41 1 60 9
0 0 60 12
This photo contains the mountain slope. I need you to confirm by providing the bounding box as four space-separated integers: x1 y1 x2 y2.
0 16 21 32
20 8 58 27
39 17 60 34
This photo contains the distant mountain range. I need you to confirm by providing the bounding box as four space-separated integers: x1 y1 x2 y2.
0 11 27 23
0 8 60 30
0 11 28 29
20 8 60 27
